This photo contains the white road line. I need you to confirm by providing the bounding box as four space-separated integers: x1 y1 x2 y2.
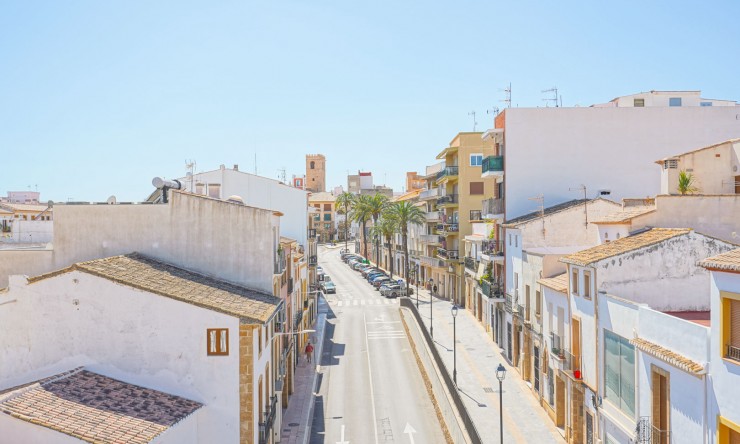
366 321 401 324
367 336 405 340
363 312 380 444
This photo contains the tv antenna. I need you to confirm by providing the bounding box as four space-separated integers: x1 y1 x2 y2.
500 83 512 108
528 194 546 236
185 160 196 192
542 87 560 107
277 167 287 183
569 184 588 226
468 111 478 131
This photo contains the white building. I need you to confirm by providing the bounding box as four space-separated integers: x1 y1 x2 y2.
0 253 283 444
593 90 737 108
700 248 740 443
656 138 740 196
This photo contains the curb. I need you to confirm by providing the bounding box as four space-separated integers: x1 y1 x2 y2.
301 301 327 444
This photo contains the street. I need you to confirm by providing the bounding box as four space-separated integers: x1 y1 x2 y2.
310 245 446 444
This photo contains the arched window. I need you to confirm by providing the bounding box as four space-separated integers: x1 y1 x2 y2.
310 161 315 169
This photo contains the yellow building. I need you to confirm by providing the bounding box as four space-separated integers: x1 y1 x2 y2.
308 192 336 243
434 132 495 306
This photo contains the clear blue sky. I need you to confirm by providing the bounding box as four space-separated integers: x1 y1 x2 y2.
2 1 739 202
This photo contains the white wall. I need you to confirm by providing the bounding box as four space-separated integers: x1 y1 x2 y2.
2 220 53 243
503 106 740 219
0 414 87 444
0 271 244 444
660 141 740 195
0 192 277 293
182 168 308 247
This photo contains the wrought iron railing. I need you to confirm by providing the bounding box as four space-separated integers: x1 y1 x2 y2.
437 248 459 260
482 155 504 174
436 194 459 205
636 417 671 444
308 255 317 266
258 394 278 444
464 256 477 271
480 279 503 298
727 344 740 362
482 197 505 216
436 165 459 180
550 332 565 359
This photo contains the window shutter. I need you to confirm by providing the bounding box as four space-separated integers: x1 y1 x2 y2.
731 300 740 347
470 182 484 195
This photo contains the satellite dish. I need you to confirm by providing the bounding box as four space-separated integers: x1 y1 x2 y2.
47 200 54 207
106 196 117 204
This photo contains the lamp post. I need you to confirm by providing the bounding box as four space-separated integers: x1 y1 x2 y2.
451 304 458 385
496 363 507 444
428 278 434 339
415 264 420 309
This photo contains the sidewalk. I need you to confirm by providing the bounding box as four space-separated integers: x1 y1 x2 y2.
279 296 328 444
411 288 563 444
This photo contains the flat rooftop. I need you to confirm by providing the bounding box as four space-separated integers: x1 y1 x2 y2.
663 311 710 327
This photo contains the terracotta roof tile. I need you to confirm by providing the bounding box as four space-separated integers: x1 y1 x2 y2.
29 253 281 323
560 228 691 266
630 338 705 375
0 369 201 443
591 206 655 224
538 273 568 293
699 248 740 273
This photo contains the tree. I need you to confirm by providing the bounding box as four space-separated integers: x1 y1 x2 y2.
387 200 425 284
371 216 398 278
336 192 355 252
366 193 389 267
351 194 373 258
677 170 699 195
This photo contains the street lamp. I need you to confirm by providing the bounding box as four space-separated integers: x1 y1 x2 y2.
451 304 458 386
428 278 434 339
496 363 507 444
415 264 420 309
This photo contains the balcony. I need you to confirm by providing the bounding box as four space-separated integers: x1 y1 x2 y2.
438 223 459 236
308 255 317 266
727 345 740 362
564 350 582 377
480 279 504 298
420 234 444 244
482 240 504 262
436 194 459 207
436 166 459 183
419 255 445 268
437 248 459 260
425 211 441 222
464 256 478 272
482 197 504 219
504 293 513 313
418 188 440 201
550 332 566 359
258 394 278 444
287 278 294 294
481 155 504 179
274 250 286 274
469 210 482 221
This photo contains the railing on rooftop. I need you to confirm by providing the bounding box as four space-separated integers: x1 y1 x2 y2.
482 155 504 174
482 197 504 216
436 165 459 180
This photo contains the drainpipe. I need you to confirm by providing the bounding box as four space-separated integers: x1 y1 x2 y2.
594 268 602 443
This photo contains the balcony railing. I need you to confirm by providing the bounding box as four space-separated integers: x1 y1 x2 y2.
727 345 740 362
470 210 482 221
308 228 316 238
436 194 459 206
436 165 459 180
425 211 441 222
274 250 286 274
308 255 317 266
419 255 445 268
504 293 513 313
480 279 503 298
482 155 504 175
482 240 503 255
482 197 504 216
565 350 581 376
419 188 440 200
437 248 459 260
287 278 294 294
464 256 478 272
550 332 565 359
420 234 444 244
258 394 278 444
439 223 459 234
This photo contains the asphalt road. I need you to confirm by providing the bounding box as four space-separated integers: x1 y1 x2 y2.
310 245 446 444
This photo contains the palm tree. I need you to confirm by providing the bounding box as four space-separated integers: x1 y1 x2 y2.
387 201 425 285
366 193 389 267
371 216 398 278
336 192 355 252
677 170 699 195
351 194 373 258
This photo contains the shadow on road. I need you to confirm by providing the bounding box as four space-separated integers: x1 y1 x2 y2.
458 387 487 408
319 317 345 367
309 393 325 444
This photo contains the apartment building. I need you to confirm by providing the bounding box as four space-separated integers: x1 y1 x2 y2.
433 132 495 305
308 191 337 243
416 161 447 290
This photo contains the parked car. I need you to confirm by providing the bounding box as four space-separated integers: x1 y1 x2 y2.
366 271 385 281
354 263 371 271
361 267 381 277
380 284 403 298
372 277 391 289
321 281 336 294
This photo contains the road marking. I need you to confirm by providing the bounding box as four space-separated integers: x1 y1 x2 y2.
363 312 380 444
403 423 417 444
373 315 387 322
336 424 349 444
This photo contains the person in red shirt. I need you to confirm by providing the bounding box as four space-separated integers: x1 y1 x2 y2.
305 341 314 363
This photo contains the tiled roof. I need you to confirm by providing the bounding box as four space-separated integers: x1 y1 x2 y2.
655 138 740 164
0 368 202 444
393 189 422 202
591 206 655 224
699 248 740 273
560 228 691 266
503 199 610 227
308 192 336 202
30 253 281 323
538 273 568 293
0 203 50 212
630 338 705 375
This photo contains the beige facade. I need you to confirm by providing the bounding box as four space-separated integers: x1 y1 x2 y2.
308 192 336 242
306 154 326 193
657 138 740 195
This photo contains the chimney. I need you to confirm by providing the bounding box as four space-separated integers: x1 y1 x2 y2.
233 164 239 171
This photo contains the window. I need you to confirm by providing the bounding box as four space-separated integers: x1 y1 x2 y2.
548 368 554 406
323 213 331 221
721 291 740 363
208 183 221 199
470 154 483 166
536 290 542 317
310 161 315 169
633 98 645 107
514 235 518 248
571 269 579 295
604 330 636 417
323 204 331 211
207 328 229 356
583 271 591 299
700 101 713 107
669 97 682 107
525 285 531 322
469 182 484 195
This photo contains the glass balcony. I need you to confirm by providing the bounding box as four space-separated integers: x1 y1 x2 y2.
436 194 459 207
436 166 459 182
481 155 504 178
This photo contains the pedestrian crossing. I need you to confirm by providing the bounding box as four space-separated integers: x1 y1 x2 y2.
329 298 399 307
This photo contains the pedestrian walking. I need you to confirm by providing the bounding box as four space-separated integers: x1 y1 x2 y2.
432 284 437 296
305 341 314 363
